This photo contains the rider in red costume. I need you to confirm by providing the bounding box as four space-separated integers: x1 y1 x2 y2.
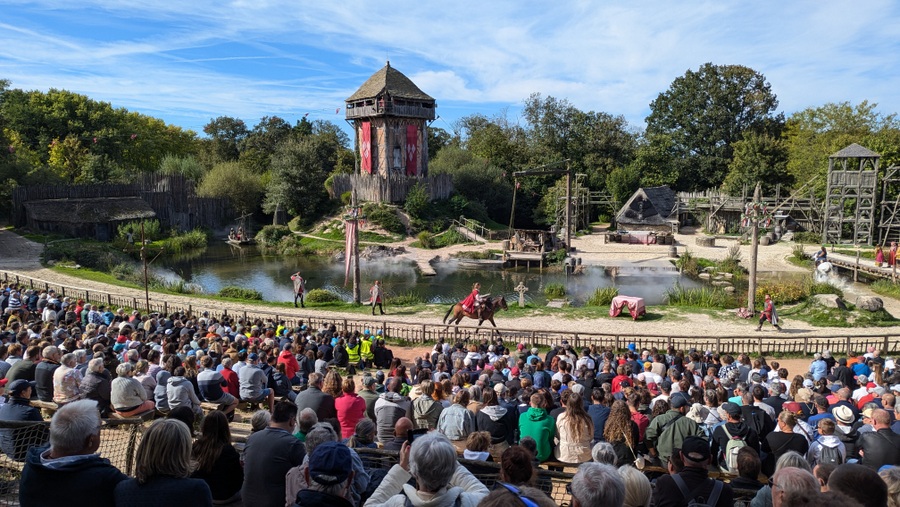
461 282 488 320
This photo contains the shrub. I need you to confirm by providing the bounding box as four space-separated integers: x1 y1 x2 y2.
793 231 820 244
341 191 352 205
416 231 435 249
676 249 699 275
755 282 807 305
218 286 263 300
404 182 430 219
288 216 303 232
665 284 729 308
117 219 162 242
305 289 341 304
256 225 291 246
363 204 406 235
719 244 743 273
544 283 566 299
389 291 425 306
586 286 618 307
161 229 207 253
791 244 808 262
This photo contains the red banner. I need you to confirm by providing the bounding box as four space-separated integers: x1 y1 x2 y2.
344 219 356 286
406 124 418 176
361 122 371 174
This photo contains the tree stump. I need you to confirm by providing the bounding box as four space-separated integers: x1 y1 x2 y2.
696 236 716 247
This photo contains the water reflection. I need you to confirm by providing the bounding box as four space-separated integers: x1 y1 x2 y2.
155 243 703 305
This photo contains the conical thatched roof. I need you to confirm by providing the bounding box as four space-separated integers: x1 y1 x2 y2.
346 61 434 102
830 143 880 158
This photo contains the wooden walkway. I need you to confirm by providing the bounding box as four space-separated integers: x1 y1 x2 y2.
828 252 899 282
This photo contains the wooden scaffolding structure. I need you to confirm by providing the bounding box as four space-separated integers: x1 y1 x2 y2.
822 143 879 245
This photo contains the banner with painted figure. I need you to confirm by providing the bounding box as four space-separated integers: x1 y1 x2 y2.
406 124 418 176
361 121 372 174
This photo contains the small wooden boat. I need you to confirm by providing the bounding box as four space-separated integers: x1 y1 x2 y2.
226 237 255 246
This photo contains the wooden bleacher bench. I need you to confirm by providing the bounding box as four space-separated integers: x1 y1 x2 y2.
200 402 222 414
29 400 58 418
109 410 155 422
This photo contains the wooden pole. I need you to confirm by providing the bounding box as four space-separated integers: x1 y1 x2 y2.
566 162 572 255
748 183 761 315
141 222 150 312
352 190 361 304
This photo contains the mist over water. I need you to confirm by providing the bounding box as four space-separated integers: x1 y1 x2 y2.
155 243 703 306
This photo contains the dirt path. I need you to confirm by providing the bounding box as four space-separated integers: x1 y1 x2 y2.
2 229 898 338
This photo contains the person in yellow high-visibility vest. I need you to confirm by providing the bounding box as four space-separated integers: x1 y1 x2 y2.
359 332 375 370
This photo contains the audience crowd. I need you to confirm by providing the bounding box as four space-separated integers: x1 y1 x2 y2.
0 285 899 506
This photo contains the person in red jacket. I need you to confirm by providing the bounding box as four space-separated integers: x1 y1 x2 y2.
277 344 300 384
334 378 366 439
461 282 487 319
756 294 782 332
219 357 240 400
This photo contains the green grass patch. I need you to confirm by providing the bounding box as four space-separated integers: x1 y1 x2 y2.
871 280 900 300
834 248 875 260
544 283 566 299
665 284 730 308
452 250 501 260
218 286 263 300
586 286 618 307
387 291 425 306
161 229 208 254
781 299 897 328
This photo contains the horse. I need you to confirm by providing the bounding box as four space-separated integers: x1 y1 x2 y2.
291 273 305 308
442 295 508 333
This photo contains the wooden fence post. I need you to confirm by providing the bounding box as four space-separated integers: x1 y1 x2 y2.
845 337 852 355
884 336 890 354
803 336 809 355
163 302 167 315
421 324 426 343
132 297 137 309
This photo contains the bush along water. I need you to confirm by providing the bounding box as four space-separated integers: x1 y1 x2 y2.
586 287 618 307
218 286 263 300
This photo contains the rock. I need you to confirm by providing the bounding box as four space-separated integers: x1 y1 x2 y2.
722 272 733 279
813 294 846 309
724 286 736 293
699 273 711 279
857 296 884 312
359 245 406 260
711 280 732 287
546 299 568 308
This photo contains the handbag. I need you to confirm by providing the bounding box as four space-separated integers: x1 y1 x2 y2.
624 431 646 469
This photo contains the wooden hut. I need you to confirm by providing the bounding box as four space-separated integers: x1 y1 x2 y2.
616 186 679 233
22 197 156 241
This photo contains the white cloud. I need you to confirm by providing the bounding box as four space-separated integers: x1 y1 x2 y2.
1 0 900 134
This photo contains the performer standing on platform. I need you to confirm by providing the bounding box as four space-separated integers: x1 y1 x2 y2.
369 280 385 315
756 294 782 332
890 242 898 266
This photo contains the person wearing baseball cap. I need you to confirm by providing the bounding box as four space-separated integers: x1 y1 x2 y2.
652 436 733 506
288 441 354 507
0 379 43 460
710 403 760 473
645 392 706 469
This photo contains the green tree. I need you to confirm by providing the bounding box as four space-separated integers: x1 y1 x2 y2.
629 134 679 188
646 63 782 190
605 164 641 207
429 145 513 223
203 116 248 162
264 137 334 224
427 127 453 160
197 161 264 214
239 116 292 174
785 101 900 189
159 154 205 181
722 132 791 196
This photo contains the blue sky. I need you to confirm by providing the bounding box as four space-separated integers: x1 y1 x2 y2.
2 1 900 138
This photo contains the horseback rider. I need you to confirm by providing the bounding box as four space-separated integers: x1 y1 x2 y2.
460 282 490 320
291 272 305 308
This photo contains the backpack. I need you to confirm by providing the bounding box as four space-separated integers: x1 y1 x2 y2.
672 474 724 507
720 426 748 472
818 442 844 465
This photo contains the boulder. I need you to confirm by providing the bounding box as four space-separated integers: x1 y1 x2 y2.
699 273 711 279
724 286 736 293
711 280 732 287
857 296 884 312
813 294 846 310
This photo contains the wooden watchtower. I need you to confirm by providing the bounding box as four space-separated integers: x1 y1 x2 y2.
345 61 436 179
823 143 879 245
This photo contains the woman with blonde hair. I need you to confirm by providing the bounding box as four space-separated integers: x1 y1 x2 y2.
618 465 652 507
114 418 212 506
322 370 343 399
554 392 594 464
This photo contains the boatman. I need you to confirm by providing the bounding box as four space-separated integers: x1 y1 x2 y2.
291 273 305 308
756 294 782 332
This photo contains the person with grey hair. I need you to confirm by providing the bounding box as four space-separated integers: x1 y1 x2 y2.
51 352 82 405
34 345 62 402
73 349 88 375
591 441 617 465
750 451 812 507
250 409 271 433
569 462 625 507
296 407 318 441
111 362 155 417
809 353 827 382
618 465 652 507
80 357 112 416
365 431 488 507
19 399 127 507
771 467 819 507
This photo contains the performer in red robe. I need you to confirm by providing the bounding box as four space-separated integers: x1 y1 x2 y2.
756 294 782 332
461 282 484 316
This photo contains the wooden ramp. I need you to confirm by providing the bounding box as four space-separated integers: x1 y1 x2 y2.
455 225 488 243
